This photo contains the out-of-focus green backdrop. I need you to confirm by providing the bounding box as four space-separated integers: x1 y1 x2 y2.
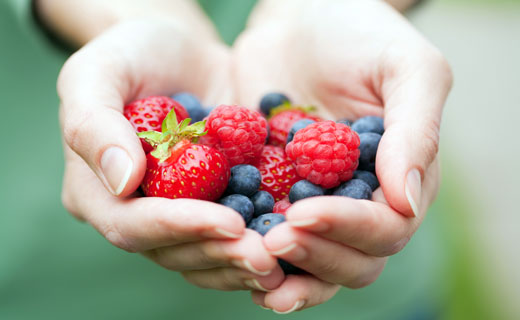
1 0 518 319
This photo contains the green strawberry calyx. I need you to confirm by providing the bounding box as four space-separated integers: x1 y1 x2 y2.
268 101 317 119
137 110 206 162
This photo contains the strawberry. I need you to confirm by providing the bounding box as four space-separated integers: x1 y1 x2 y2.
138 110 230 201
267 103 322 148
255 145 303 202
273 198 292 215
124 96 189 153
201 105 268 166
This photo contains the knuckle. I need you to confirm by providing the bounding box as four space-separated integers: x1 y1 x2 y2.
379 236 410 257
314 259 341 277
100 221 136 253
346 259 386 289
62 109 94 154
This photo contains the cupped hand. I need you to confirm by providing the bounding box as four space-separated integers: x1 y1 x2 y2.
232 0 452 312
59 19 284 292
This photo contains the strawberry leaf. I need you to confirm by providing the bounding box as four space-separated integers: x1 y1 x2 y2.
163 110 179 133
151 142 171 162
137 131 163 146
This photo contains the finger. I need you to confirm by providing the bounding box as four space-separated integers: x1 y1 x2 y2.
378 48 452 217
145 229 278 276
182 266 284 292
62 156 246 252
264 223 387 287
251 275 340 313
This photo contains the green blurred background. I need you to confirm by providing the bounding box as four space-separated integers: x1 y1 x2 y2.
1 0 518 319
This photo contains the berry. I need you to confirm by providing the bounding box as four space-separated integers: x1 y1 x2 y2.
353 170 379 191
124 96 189 153
201 105 268 166
273 198 292 215
333 179 372 200
219 194 254 224
358 132 381 172
259 92 290 116
247 213 286 236
250 191 275 217
267 106 322 147
286 119 316 145
337 119 352 127
288 180 326 203
285 120 360 189
247 213 302 274
351 116 384 135
171 92 209 123
256 145 303 202
139 110 229 201
226 165 262 196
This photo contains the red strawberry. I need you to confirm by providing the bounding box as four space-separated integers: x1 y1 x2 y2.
273 198 292 215
285 120 360 189
267 104 322 147
139 110 229 201
255 145 303 202
124 96 189 153
201 105 268 166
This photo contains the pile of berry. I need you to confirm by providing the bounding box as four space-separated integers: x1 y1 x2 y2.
124 92 383 274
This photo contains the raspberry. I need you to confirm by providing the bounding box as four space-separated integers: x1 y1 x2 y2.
285 120 360 189
268 109 322 147
201 105 268 166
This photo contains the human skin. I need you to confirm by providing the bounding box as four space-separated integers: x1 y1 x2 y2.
40 0 452 314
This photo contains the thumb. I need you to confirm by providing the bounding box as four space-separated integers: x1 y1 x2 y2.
58 52 146 197
377 51 453 217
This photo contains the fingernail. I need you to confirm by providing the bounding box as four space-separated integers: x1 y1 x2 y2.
244 279 271 292
231 259 272 276
273 300 305 314
269 243 307 261
100 147 133 196
405 169 421 217
289 218 329 232
202 227 241 239
260 306 271 310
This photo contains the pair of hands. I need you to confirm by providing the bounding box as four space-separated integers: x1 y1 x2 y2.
58 0 452 313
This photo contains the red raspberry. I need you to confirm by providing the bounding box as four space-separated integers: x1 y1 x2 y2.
273 198 292 215
268 109 322 147
124 96 189 153
256 145 303 202
201 105 268 166
285 121 360 189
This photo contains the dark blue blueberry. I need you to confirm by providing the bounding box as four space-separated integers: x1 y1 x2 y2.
219 194 254 224
259 92 290 116
351 116 384 135
251 191 275 217
353 170 379 191
247 213 286 236
171 92 208 123
247 214 302 275
337 119 352 127
226 165 261 197
289 180 326 203
286 119 316 144
358 132 381 172
333 179 372 200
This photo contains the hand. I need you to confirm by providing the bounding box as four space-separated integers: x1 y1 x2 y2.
232 0 452 312
59 20 284 292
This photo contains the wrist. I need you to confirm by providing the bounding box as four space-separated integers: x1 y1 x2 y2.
35 0 220 47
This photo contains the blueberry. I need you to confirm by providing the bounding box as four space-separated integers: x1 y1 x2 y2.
358 132 381 172
259 92 290 116
226 165 262 196
250 191 275 217
351 116 384 135
337 119 352 127
289 180 326 203
353 170 379 191
247 213 286 236
333 179 372 200
247 213 302 275
219 194 254 224
286 119 316 144
171 92 208 123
